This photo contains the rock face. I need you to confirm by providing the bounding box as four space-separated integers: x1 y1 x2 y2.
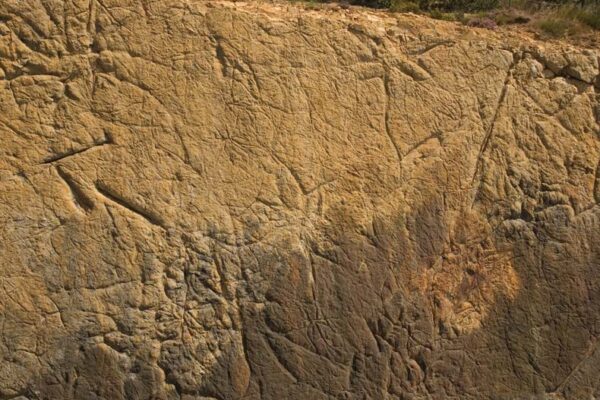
1 1 599 399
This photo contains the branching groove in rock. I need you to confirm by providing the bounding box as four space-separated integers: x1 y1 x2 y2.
0 1 599 400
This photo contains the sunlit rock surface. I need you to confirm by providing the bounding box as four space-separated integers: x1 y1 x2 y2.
1 1 599 399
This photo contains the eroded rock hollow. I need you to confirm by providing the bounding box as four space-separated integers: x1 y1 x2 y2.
1 1 600 399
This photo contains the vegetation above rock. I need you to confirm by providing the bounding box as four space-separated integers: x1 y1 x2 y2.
298 0 600 40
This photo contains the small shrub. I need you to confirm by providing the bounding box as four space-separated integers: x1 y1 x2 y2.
430 8 444 18
428 8 460 20
537 17 571 36
389 0 422 12
304 0 322 9
442 12 461 20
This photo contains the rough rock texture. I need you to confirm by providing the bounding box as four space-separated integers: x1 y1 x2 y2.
1 1 600 399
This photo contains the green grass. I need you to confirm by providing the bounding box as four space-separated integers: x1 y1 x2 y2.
570 5 600 29
537 17 572 36
534 3 600 37
389 0 421 13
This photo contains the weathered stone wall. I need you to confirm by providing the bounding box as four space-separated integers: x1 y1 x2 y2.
1 1 599 399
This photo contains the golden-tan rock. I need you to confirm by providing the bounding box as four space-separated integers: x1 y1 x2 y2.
0 1 599 399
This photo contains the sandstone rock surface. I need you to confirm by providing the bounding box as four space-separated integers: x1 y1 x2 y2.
1 1 600 399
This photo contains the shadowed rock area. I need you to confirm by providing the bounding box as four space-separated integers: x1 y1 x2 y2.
1 1 599 399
